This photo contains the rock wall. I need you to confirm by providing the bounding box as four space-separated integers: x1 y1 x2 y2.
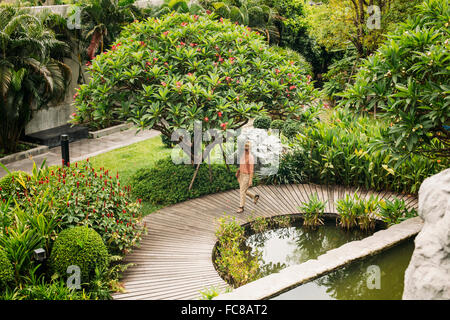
403 168 450 300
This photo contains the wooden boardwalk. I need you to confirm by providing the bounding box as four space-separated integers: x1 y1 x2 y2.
113 184 418 300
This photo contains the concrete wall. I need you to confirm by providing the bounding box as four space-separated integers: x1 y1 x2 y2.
22 0 162 134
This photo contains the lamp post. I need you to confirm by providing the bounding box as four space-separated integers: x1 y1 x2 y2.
61 134 70 166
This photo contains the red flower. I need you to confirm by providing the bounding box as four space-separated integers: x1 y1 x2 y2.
206 10 211 14
217 111 222 117
180 22 188 27
204 117 209 122
289 85 296 90
162 31 169 36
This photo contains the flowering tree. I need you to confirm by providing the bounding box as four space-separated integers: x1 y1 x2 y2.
73 12 317 150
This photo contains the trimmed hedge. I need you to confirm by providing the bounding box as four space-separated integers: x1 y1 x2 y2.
49 227 109 283
130 157 255 206
253 116 272 130
270 120 285 131
0 247 13 288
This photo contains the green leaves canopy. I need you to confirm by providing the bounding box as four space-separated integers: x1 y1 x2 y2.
339 0 450 159
73 12 317 135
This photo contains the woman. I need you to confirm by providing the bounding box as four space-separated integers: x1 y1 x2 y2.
236 141 259 213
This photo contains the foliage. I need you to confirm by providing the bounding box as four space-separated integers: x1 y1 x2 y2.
335 193 379 231
72 0 144 61
378 198 418 226
0 171 30 195
0 278 92 300
88 255 134 300
263 108 447 194
270 119 284 130
144 0 206 18
214 216 260 287
253 115 272 129
130 157 247 206
298 193 326 228
302 0 423 56
0 5 71 153
282 119 302 139
199 285 224 300
73 12 318 137
339 0 450 159
0 247 13 288
4 161 146 255
49 226 109 283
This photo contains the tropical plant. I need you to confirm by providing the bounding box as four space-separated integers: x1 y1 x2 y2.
214 216 260 287
336 193 359 230
339 0 450 159
298 192 326 228
0 5 71 153
253 115 272 129
72 12 318 158
264 108 447 195
144 0 205 18
72 0 143 61
378 197 417 226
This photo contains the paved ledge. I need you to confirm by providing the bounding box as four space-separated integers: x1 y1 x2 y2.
214 216 423 300
0 144 49 165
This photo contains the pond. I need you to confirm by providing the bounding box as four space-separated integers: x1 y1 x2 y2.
272 239 414 300
245 216 378 278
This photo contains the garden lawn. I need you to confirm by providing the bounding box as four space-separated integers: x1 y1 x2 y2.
86 135 171 216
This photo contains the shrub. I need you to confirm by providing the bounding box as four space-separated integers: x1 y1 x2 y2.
282 120 302 139
130 157 250 206
298 193 326 228
253 116 272 130
378 198 418 226
0 279 92 300
264 109 447 195
0 247 13 288
73 12 318 138
161 134 175 148
15 161 146 255
50 226 109 283
0 171 30 195
339 0 450 159
214 216 260 288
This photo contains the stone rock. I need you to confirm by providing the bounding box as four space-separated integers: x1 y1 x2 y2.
403 168 450 300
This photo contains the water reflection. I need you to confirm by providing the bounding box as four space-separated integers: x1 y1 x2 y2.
273 240 415 300
245 219 375 278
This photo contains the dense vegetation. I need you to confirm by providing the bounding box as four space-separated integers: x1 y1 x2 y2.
340 0 450 159
0 161 146 299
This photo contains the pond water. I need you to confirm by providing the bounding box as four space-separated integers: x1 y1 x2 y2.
272 239 415 300
245 218 377 278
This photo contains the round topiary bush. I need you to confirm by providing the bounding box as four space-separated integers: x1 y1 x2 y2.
282 121 302 139
0 247 13 288
50 227 109 283
253 116 272 130
0 171 29 195
270 119 285 131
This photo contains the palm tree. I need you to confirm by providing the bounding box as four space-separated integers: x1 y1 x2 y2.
203 0 281 44
78 0 143 60
0 6 71 153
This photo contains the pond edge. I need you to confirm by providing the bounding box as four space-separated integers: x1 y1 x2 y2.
214 216 423 300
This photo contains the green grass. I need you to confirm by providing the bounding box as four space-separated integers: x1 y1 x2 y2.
87 135 171 216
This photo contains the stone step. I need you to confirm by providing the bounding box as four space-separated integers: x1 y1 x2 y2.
25 124 89 148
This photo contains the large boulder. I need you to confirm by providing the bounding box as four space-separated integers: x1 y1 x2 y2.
403 168 450 300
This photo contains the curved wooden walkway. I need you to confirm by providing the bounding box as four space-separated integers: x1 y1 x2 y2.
113 184 418 300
